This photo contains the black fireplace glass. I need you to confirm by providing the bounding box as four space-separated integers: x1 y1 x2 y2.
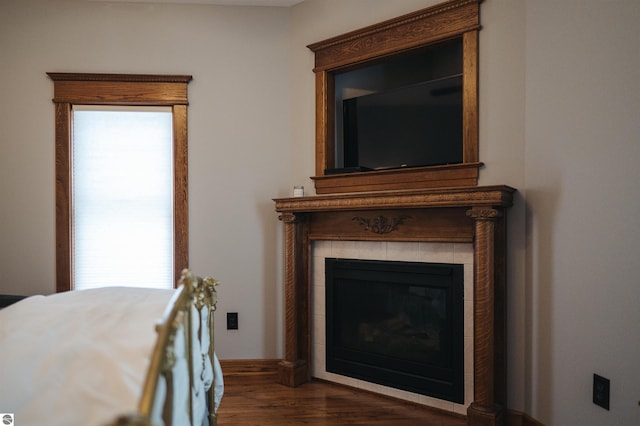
325 258 464 403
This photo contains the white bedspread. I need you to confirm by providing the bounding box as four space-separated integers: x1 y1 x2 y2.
0 287 179 425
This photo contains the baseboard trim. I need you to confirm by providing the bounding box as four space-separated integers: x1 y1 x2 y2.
219 358 280 376
219 359 545 426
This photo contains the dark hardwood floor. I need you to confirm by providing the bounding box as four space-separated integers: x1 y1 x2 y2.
216 369 466 426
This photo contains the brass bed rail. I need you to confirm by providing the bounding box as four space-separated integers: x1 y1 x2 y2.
112 269 220 426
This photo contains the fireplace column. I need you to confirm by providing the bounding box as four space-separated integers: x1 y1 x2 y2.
466 207 504 426
277 212 310 387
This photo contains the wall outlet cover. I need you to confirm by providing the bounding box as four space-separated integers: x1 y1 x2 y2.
227 312 238 330
593 374 610 410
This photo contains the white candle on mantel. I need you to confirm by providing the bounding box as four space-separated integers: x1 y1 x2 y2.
293 186 304 197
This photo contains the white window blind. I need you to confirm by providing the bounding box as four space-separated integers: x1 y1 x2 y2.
72 106 174 290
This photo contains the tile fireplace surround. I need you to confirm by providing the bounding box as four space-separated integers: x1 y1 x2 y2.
274 185 515 426
312 239 474 415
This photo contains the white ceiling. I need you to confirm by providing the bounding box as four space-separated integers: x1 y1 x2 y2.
88 0 304 6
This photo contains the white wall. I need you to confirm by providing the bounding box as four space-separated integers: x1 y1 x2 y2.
0 0 292 359
2 0 640 424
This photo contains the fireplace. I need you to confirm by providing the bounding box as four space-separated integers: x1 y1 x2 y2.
274 186 515 424
325 258 464 403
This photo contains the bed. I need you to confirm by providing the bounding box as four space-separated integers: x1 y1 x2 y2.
0 269 223 426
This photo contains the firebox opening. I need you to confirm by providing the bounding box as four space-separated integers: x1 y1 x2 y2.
325 258 464 403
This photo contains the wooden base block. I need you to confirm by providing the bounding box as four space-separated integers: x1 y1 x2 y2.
467 402 504 426
277 360 309 387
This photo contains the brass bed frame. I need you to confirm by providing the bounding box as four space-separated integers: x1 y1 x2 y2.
112 269 220 426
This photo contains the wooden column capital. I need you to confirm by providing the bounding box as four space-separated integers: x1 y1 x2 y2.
466 207 502 220
279 211 300 224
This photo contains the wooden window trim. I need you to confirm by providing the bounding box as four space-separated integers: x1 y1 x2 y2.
48 72 192 292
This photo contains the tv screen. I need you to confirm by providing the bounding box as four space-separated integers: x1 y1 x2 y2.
340 75 463 172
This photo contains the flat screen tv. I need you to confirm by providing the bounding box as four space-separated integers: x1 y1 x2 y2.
331 74 463 174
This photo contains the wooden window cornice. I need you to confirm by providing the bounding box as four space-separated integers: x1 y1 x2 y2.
47 72 192 105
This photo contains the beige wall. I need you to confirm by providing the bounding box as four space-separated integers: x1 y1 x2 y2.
1 0 639 424
523 1 640 424
0 0 292 358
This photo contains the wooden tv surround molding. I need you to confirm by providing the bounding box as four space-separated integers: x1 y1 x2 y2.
308 0 483 194
274 1 519 425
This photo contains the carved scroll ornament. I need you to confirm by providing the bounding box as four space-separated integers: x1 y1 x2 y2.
352 215 411 234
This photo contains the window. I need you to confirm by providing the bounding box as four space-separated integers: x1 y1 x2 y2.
48 73 192 292
72 106 174 290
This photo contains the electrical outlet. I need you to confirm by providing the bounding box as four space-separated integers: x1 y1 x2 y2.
593 374 610 410
227 312 238 330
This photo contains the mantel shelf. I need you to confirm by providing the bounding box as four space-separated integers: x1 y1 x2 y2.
274 185 515 213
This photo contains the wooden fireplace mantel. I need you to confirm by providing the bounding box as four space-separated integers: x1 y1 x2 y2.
274 185 515 426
